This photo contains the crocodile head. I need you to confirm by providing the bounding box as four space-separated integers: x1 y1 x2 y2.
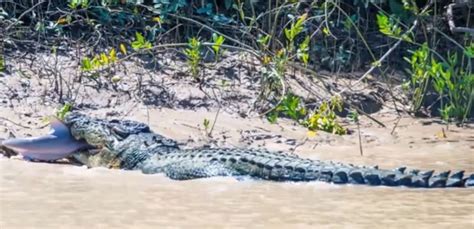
62 112 157 167
1 112 152 165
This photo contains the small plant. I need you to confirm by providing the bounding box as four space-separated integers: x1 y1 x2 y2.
261 13 310 95
81 48 117 72
184 37 202 79
348 109 359 123
267 93 306 123
376 13 412 42
267 94 347 135
376 13 402 38
68 0 89 9
56 103 72 120
273 49 288 78
279 94 306 120
465 42 474 58
203 118 210 133
404 43 430 111
284 13 307 52
297 36 310 66
432 52 473 122
304 97 347 135
404 44 473 122
257 34 271 51
211 33 225 61
131 32 152 50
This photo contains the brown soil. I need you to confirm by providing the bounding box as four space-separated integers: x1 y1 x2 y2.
1 51 473 228
0 51 472 173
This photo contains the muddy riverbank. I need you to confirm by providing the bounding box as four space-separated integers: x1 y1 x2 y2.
1 51 473 228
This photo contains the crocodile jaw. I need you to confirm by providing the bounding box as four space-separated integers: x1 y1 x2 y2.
1 118 91 161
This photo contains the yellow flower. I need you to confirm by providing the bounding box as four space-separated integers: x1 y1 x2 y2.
307 130 317 138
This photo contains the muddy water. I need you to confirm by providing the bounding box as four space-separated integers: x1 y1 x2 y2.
1 159 473 229
1 109 474 228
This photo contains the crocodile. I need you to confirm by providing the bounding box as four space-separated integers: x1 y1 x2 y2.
1 112 473 188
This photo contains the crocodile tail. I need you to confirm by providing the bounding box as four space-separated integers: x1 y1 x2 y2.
332 167 474 188
242 157 474 188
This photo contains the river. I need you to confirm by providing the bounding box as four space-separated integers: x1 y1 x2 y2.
1 109 473 228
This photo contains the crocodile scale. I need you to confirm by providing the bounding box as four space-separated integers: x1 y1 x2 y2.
64 112 474 188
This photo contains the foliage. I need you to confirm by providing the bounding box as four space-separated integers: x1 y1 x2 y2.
267 94 346 135
2 0 472 129
304 97 347 135
68 0 90 9
211 33 225 61
404 43 430 111
465 43 474 58
376 4 472 123
56 103 72 120
284 13 307 52
203 118 210 133
131 32 152 50
348 110 359 123
257 35 271 51
376 13 412 42
260 13 310 97
267 93 306 123
404 44 473 122
297 36 310 66
81 48 117 72
183 37 202 79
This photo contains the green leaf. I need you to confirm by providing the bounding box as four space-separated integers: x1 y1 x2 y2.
135 32 144 43
464 42 474 58
81 57 92 71
297 36 310 65
212 33 225 55
132 32 152 50
203 118 210 130
376 13 391 36
56 103 72 120
257 34 271 50
266 112 278 124
348 110 359 122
